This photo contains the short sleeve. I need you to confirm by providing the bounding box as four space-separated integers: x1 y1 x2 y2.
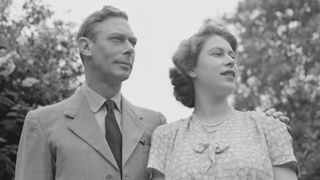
147 124 172 174
255 112 298 173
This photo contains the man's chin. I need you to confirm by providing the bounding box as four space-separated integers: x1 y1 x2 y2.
101 72 131 84
120 76 130 82
117 72 131 82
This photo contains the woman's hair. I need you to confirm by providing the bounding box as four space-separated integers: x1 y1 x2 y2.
169 22 238 108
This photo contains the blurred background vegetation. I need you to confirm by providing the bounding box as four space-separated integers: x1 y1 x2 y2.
0 0 82 179
226 0 320 179
0 0 319 179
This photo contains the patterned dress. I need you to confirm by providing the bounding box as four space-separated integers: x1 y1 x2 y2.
147 110 297 180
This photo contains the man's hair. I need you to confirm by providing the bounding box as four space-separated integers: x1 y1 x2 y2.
169 22 237 108
77 6 128 41
77 6 128 61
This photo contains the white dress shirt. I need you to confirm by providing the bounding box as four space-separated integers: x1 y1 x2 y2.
82 83 123 133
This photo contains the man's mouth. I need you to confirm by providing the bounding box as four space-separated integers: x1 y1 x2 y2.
115 61 132 68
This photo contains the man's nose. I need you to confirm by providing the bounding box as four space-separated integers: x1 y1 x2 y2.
123 48 134 57
123 41 135 57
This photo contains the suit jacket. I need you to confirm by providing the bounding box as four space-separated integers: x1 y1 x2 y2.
15 86 166 180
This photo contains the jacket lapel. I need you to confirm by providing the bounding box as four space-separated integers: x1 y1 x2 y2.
121 97 146 167
64 87 119 170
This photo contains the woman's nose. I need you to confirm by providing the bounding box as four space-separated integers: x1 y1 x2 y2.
224 57 235 67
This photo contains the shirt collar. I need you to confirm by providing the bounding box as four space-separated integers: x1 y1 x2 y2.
82 83 122 113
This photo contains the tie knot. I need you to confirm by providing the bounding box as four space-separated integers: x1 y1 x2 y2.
105 100 115 112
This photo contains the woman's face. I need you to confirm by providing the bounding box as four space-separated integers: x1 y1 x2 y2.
191 35 238 95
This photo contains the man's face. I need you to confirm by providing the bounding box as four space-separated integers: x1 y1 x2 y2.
86 17 137 83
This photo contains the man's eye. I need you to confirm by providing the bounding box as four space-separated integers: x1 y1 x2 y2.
129 40 136 47
111 37 122 41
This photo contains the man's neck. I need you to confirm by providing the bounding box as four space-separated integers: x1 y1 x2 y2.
85 78 121 99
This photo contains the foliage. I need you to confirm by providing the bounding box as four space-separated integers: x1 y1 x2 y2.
1 0 320 179
0 0 82 179
225 0 320 179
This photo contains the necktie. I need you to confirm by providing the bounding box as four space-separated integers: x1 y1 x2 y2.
105 100 122 174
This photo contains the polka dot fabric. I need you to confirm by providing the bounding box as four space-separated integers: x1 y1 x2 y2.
147 110 297 180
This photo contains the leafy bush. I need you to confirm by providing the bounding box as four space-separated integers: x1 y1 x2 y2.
225 0 320 179
0 0 82 179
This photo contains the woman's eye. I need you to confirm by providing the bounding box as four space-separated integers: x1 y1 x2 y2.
229 52 236 59
212 51 223 56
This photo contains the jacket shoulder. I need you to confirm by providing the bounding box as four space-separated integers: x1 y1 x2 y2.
25 92 78 125
32 99 68 114
130 103 167 126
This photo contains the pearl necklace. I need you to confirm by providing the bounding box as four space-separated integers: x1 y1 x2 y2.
192 108 235 128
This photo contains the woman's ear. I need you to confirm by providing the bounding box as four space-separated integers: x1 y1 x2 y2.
78 37 92 57
187 69 197 78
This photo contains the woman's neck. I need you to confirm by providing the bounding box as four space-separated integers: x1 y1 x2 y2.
193 90 233 125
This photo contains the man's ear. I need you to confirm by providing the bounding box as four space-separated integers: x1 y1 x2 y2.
78 37 92 57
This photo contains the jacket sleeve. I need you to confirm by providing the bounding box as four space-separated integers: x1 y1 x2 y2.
15 111 54 180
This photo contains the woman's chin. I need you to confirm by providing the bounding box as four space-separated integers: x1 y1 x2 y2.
215 84 235 96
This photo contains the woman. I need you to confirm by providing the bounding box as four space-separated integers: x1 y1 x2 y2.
147 23 298 179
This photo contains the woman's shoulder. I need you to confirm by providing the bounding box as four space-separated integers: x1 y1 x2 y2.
152 117 190 138
230 110 268 124
244 110 287 132
246 110 279 123
246 110 270 122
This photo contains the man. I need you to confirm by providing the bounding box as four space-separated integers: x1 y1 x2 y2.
15 6 166 180
15 5 290 180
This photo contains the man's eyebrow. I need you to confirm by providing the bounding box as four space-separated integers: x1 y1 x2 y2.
108 33 137 41
129 36 137 42
108 32 125 37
